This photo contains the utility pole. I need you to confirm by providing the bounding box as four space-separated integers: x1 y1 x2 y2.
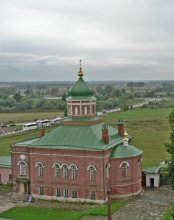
107 188 112 220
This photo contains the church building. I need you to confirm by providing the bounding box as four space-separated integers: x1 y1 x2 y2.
11 64 143 203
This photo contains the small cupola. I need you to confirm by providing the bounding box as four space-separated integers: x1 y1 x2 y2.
66 61 96 118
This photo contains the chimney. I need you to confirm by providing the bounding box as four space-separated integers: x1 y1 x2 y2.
118 119 125 136
102 124 109 144
40 128 45 137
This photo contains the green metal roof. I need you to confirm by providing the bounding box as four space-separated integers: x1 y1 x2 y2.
0 156 11 168
110 144 142 159
15 123 123 151
68 76 94 97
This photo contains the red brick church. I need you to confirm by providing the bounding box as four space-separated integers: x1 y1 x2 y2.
11 64 143 203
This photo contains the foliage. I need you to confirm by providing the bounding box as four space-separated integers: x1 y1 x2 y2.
163 203 174 220
165 109 174 188
0 184 12 193
0 200 128 220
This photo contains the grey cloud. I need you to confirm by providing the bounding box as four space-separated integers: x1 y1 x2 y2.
0 0 174 81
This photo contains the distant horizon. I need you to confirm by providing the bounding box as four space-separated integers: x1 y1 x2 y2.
1 79 174 83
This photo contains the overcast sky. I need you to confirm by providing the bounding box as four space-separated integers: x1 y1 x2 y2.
0 0 174 81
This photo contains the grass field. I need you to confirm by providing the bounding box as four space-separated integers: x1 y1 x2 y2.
0 200 128 220
0 108 172 166
0 111 63 123
103 108 172 167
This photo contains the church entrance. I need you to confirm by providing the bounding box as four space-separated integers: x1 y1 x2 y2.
16 178 30 194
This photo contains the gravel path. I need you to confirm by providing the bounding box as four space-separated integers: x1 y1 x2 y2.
82 186 174 220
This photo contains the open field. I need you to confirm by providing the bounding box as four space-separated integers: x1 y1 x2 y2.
103 108 172 167
0 112 63 123
0 200 127 220
0 108 172 167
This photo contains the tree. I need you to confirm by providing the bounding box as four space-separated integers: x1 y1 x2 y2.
13 92 22 102
165 109 174 188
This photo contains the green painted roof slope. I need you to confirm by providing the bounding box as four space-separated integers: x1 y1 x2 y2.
110 144 142 159
68 76 94 97
0 156 11 168
17 123 123 151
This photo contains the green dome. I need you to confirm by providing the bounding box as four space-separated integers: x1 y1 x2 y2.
110 144 142 159
69 76 94 97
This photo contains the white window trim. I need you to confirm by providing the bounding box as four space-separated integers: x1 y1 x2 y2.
119 161 130 168
52 163 61 168
35 162 45 168
87 165 97 171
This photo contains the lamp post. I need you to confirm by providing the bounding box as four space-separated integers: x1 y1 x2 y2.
107 187 112 220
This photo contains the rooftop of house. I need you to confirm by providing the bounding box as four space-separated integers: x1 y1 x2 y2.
0 156 11 168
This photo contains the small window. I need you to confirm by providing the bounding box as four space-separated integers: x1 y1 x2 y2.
121 162 128 177
89 167 96 181
90 191 96 200
9 174 12 182
56 188 61 197
36 162 44 177
71 165 77 179
39 187 44 195
75 107 78 115
63 165 68 179
72 189 77 198
19 161 27 176
64 189 68 197
106 162 111 178
55 164 61 178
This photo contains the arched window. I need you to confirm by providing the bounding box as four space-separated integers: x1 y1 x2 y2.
119 161 129 177
106 162 111 178
62 164 68 179
70 164 78 179
36 162 44 177
55 164 61 178
87 165 97 181
17 161 28 176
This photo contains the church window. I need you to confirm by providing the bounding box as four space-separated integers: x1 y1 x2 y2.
64 189 69 197
55 164 61 178
106 162 111 178
84 107 88 115
87 165 97 181
39 187 44 195
120 161 129 177
68 106 71 115
56 188 61 197
36 162 44 177
90 191 96 200
62 164 68 179
72 189 77 198
17 161 28 176
70 164 78 179
75 107 78 115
